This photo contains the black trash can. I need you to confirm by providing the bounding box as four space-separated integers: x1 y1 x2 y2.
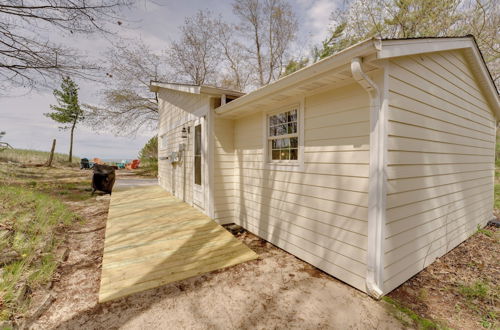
80 158 90 169
92 164 116 195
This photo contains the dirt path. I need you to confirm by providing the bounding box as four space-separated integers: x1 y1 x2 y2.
27 175 406 330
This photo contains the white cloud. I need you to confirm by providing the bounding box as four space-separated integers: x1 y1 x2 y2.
299 0 338 45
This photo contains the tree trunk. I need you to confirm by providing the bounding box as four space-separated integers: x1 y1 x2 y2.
68 122 76 163
253 24 264 86
46 139 56 167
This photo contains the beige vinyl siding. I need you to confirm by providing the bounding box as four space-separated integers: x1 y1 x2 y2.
157 89 210 205
233 83 371 292
212 116 236 224
383 50 496 293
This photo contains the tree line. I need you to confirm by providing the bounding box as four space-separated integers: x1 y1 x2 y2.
1 0 498 142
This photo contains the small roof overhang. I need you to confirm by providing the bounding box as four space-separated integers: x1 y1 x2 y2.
149 81 245 97
215 36 500 120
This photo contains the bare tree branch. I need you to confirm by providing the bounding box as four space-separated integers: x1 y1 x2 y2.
233 0 298 87
82 40 163 136
167 11 219 86
0 0 131 93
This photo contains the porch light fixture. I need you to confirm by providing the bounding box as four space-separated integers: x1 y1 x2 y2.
181 126 189 138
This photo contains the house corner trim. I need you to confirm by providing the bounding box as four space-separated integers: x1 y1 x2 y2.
351 57 387 299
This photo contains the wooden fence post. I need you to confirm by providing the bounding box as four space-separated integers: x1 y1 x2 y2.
46 139 56 167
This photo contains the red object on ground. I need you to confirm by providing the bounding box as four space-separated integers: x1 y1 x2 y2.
125 159 140 170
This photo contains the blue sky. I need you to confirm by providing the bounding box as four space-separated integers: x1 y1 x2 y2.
0 0 338 159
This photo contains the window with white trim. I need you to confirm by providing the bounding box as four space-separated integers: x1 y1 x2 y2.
267 108 299 162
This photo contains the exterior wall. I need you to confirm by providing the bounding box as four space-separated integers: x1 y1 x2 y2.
212 116 237 224
157 89 210 206
383 50 496 292
232 83 371 291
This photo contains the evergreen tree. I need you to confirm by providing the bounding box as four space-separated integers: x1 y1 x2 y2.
281 57 309 77
45 77 83 163
138 136 158 176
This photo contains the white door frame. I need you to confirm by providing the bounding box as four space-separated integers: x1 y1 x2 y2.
192 116 206 210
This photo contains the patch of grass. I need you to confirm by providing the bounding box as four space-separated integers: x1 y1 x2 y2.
0 164 93 202
28 254 58 287
481 311 497 328
458 281 489 300
383 296 448 330
477 224 494 238
0 185 79 320
135 158 158 178
0 148 80 166
455 280 499 328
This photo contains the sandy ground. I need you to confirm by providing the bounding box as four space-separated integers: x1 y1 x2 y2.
26 175 406 330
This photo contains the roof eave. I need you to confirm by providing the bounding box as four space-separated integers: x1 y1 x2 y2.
200 86 245 97
149 81 245 97
215 38 381 116
149 81 201 94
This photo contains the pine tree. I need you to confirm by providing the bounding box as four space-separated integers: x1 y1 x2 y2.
45 77 83 163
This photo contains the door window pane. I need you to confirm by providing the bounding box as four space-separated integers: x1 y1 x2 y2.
194 124 201 185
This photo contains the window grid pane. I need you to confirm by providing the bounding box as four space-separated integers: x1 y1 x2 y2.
270 138 298 160
268 109 298 161
269 110 298 137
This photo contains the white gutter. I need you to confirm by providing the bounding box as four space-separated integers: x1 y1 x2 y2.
351 57 386 299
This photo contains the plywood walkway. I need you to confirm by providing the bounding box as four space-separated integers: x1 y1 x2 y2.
98 185 258 302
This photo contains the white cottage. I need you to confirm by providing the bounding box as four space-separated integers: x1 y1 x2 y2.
150 36 500 298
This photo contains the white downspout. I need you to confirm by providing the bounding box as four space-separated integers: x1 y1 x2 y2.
351 57 385 299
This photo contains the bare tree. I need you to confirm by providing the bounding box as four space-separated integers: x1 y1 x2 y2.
316 0 499 88
0 0 130 93
233 0 298 87
83 40 164 135
459 0 499 88
165 4 298 90
167 11 219 85
213 19 252 91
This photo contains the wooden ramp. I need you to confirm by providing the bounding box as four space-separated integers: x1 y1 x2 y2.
99 185 258 302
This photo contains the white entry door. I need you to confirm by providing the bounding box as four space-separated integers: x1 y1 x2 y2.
193 117 205 210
